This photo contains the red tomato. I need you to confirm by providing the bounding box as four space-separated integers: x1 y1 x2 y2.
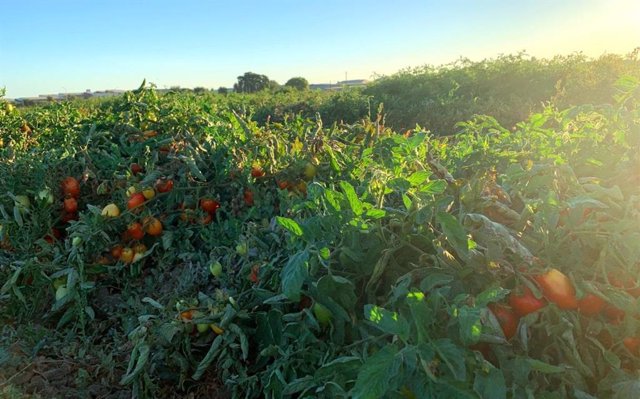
488 304 519 340
277 180 289 190
200 213 213 225
111 245 123 259
63 197 78 213
155 178 174 193
534 268 578 310
244 189 254 206
509 286 546 316
249 264 260 283
200 198 220 214
61 176 80 198
608 273 640 298
251 166 265 178
61 212 78 223
604 305 625 324
623 337 640 355
127 193 146 211
130 163 144 175
577 293 606 316
127 222 144 240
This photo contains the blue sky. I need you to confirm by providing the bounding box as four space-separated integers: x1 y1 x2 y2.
1 0 638 98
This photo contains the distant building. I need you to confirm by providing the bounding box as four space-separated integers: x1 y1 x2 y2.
310 79 369 91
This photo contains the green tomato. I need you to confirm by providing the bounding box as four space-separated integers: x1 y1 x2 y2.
72 236 83 247
313 303 332 327
197 323 210 334
209 261 223 277
15 195 30 209
303 162 317 180
55 285 69 301
36 188 54 205
52 277 66 289
235 242 248 256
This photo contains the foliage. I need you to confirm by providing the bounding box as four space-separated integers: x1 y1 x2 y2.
285 77 309 91
1 72 640 399
234 72 271 93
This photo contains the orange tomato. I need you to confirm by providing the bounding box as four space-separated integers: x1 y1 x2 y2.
534 269 578 310
251 166 265 178
120 247 134 263
111 245 123 259
143 217 163 236
63 197 78 213
244 189 254 206
623 337 640 355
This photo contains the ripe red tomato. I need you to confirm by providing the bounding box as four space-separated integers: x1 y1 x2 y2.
63 197 78 213
200 213 213 225
534 268 578 310
200 198 220 214
61 176 80 198
623 337 640 355
249 264 260 283
130 163 144 175
251 166 265 178
604 305 625 324
509 286 546 316
155 178 174 193
111 245 123 259
577 293 606 316
488 304 519 340
277 180 289 190
61 212 78 223
127 222 144 240
608 273 640 298
244 189 254 206
127 193 146 211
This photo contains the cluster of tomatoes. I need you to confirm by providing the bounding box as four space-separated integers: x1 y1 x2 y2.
489 267 640 355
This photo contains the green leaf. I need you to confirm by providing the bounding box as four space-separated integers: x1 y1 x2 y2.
352 345 400 399
192 335 223 380
434 338 466 381
340 181 363 216
364 305 409 339
120 344 150 385
474 367 507 399
407 171 431 186
419 273 454 292
365 208 386 219
276 216 303 237
526 358 565 374
436 211 469 256
280 250 309 301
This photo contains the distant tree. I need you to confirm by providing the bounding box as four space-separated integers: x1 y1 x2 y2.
218 87 229 95
267 80 280 91
233 72 270 93
285 77 309 91
193 87 207 94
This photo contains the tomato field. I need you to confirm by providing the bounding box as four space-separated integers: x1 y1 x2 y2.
1 73 640 398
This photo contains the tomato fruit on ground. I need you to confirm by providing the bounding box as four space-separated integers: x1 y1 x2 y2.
143 217 162 236
509 285 546 316
488 304 519 340
577 293 606 316
61 177 80 198
535 268 578 309
63 197 78 213
127 193 146 210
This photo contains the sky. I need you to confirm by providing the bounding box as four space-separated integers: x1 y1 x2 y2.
0 0 638 98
